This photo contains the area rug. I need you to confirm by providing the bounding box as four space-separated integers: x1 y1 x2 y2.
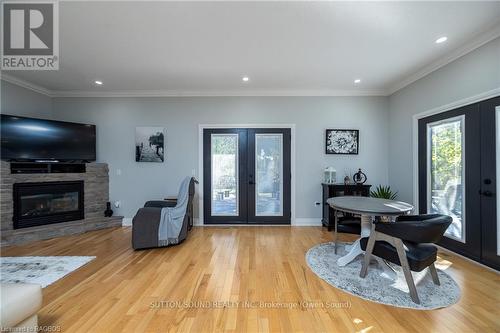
306 242 460 310
0 256 96 288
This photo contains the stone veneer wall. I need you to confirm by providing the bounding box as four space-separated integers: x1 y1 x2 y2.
0 162 122 246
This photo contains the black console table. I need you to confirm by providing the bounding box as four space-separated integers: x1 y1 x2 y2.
321 183 371 231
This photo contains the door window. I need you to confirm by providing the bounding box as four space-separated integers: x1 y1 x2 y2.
255 134 283 216
211 134 239 216
427 116 465 242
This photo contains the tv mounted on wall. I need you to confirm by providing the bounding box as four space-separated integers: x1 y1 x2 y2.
1 114 96 162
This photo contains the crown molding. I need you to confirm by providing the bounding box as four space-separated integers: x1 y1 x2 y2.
49 89 386 98
387 22 500 95
0 73 52 96
0 75 385 97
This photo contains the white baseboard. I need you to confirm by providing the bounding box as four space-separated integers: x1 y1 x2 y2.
192 217 322 226
293 218 322 226
122 217 133 227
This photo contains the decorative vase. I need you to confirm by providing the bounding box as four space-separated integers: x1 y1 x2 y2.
353 168 367 185
104 202 113 217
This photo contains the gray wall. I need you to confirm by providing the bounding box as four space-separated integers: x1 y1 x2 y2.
1 80 52 118
388 37 500 204
51 96 389 221
7 37 497 220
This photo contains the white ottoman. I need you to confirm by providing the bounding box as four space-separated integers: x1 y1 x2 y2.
0 283 42 330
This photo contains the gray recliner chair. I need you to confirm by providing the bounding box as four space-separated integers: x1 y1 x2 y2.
132 177 197 250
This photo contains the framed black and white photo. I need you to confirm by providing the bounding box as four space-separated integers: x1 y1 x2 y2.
325 129 359 155
135 127 165 162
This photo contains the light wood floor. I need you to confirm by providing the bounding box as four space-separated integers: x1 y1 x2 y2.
1 226 499 333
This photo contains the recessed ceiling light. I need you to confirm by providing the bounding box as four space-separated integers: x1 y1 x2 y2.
242 76 249 82
94 80 103 85
435 36 447 44
354 79 361 84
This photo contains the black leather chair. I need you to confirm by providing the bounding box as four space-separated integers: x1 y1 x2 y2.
359 214 452 304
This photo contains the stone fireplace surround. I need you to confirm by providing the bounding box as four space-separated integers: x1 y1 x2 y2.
1 161 122 246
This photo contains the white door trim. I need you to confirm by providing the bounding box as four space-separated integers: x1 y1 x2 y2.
198 124 296 225
411 87 500 213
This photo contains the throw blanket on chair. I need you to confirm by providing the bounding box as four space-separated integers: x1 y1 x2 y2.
158 177 191 246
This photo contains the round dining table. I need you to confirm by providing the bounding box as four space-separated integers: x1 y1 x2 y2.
327 196 414 267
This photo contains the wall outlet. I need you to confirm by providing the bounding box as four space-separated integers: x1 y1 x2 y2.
191 169 196 176
116 169 122 176
114 201 121 208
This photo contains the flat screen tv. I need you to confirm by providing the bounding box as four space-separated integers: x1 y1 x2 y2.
1 114 96 162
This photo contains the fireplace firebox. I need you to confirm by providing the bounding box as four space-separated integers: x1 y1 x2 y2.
13 181 84 229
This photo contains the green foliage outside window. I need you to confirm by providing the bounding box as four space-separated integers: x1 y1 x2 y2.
430 122 462 190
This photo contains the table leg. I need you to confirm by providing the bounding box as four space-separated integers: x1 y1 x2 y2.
334 209 338 254
360 214 372 238
337 239 363 266
337 214 372 267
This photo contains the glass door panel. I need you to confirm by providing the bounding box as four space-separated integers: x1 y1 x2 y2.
255 134 283 216
247 128 291 224
420 97 500 269
203 129 248 224
211 134 238 216
427 116 465 242
419 103 481 261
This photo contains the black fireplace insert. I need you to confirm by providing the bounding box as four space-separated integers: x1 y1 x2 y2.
13 181 84 229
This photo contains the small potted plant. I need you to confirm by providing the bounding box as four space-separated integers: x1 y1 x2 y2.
370 185 398 222
370 185 398 200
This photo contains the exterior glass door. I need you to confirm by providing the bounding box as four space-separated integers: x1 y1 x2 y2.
203 128 291 224
419 96 500 270
419 103 482 260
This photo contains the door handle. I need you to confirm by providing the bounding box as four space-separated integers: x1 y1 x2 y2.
479 190 495 197
249 181 255 185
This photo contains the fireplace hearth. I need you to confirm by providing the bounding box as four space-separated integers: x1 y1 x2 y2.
13 181 84 229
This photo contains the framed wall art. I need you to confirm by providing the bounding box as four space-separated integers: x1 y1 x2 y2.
325 129 359 155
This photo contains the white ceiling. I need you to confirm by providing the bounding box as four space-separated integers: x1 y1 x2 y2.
3 1 500 96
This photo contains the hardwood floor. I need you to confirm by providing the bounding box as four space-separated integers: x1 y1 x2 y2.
1 226 499 332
